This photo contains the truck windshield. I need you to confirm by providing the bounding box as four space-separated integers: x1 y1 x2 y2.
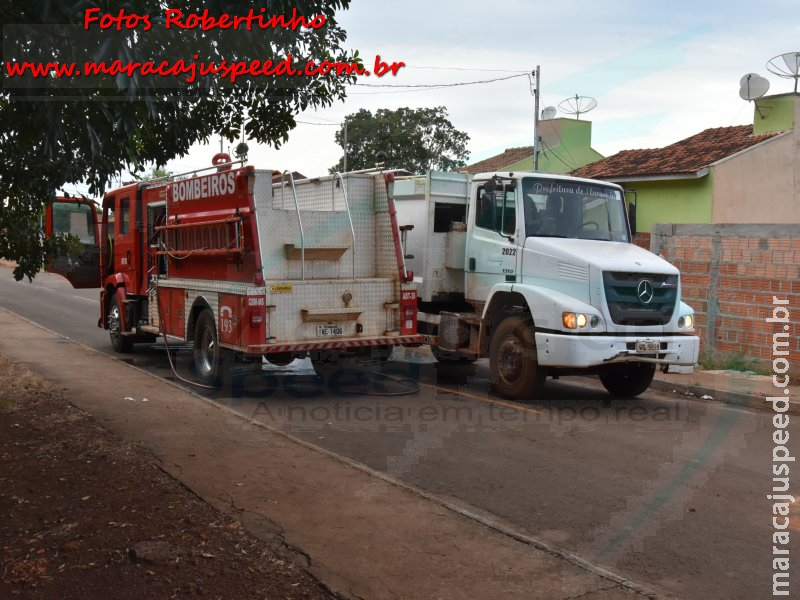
521 178 629 242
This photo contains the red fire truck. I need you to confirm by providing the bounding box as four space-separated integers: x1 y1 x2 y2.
45 155 421 384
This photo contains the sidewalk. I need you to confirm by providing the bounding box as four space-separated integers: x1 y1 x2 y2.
652 368 800 415
0 308 659 600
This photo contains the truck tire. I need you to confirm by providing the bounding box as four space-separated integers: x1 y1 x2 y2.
599 363 656 398
431 347 477 364
310 349 340 381
354 346 392 367
265 352 295 367
108 294 133 353
489 315 545 401
193 310 222 386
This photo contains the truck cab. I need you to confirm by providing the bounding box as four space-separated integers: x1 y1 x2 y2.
394 171 700 400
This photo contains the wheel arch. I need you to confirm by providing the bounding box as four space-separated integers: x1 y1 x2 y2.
480 286 530 355
187 295 213 342
101 284 127 331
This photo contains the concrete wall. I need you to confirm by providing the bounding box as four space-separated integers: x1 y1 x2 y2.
651 223 800 374
711 98 799 224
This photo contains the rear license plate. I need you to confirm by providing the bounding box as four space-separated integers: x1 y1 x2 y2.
635 339 660 353
317 324 343 337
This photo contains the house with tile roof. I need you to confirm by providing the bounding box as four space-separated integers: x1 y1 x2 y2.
461 117 603 175
571 93 800 233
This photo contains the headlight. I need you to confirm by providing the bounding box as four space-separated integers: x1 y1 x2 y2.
563 312 592 329
678 315 694 329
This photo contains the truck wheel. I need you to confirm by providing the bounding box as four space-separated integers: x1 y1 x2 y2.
599 363 656 398
354 346 392 367
193 310 222 386
489 315 545 401
265 352 295 367
108 294 133 353
431 347 477 364
310 350 340 380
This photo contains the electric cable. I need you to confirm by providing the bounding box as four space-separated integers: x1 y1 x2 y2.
354 72 527 88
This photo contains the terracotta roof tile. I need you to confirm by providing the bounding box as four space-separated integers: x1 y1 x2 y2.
460 146 533 175
571 125 780 180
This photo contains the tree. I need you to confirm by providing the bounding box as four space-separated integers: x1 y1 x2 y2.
0 1 357 281
141 166 175 182
330 107 470 174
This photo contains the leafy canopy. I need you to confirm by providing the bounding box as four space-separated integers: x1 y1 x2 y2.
330 106 470 174
0 0 356 281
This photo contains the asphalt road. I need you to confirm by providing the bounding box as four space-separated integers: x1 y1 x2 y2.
0 268 792 600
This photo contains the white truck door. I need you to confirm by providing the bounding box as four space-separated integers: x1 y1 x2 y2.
464 179 519 302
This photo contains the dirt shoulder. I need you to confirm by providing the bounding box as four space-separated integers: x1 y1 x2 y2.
0 355 332 599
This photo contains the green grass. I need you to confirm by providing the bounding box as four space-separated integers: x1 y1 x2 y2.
698 351 768 375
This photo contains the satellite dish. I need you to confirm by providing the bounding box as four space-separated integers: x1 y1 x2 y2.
234 141 249 160
767 51 800 92
541 106 557 120
558 95 597 120
739 73 770 101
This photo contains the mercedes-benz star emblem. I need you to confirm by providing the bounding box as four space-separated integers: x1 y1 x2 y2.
637 279 654 305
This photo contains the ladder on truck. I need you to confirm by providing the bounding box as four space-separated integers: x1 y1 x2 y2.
155 217 244 257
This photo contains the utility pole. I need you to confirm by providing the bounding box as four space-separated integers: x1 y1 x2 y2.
342 118 348 174
532 65 541 172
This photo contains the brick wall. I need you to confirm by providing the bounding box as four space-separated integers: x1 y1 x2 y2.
651 224 800 375
632 232 650 250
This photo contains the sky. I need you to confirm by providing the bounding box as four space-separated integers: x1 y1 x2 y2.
106 0 800 186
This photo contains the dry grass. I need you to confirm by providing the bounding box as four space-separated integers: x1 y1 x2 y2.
0 354 61 411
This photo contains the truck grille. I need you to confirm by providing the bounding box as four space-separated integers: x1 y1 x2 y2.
603 272 678 326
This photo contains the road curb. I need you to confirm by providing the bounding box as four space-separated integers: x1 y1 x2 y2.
650 377 800 416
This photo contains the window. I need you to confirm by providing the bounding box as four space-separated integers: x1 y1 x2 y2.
52 202 96 245
119 198 130 235
475 180 516 235
521 178 629 242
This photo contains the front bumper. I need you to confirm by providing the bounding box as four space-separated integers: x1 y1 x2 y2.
535 332 700 368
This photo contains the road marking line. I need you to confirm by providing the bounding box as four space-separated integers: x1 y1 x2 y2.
419 381 544 414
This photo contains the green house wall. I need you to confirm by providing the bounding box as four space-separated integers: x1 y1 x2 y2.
498 119 603 175
754 94 796 135
623 175 714 233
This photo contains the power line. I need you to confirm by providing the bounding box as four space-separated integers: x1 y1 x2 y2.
540 139 576 171
299 114 341 124
407 65 529 74
353 72 528 89
296 120 340 126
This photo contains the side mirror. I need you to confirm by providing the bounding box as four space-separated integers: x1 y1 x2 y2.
628 202 637 236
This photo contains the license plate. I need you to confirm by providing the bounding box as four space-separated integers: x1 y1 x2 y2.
317 324 343 337
635 339 660 353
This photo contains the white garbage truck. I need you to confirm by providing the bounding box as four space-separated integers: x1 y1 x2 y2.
392 171 700 400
